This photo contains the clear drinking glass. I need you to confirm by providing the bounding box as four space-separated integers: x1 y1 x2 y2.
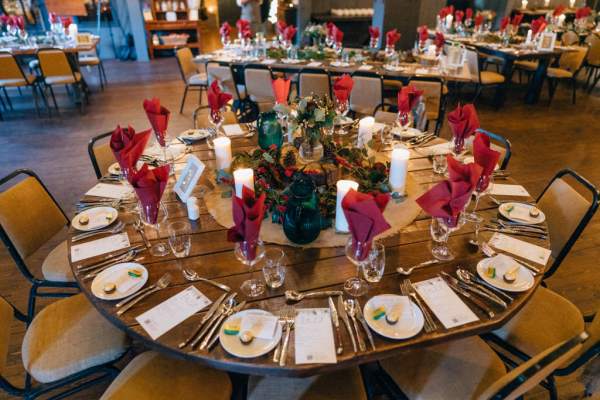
344 237 372 297
432 154 448 175
362 241 385 283
138 201 169 257
335 99 349 135
430 215 466 261
235 240 266 297
261 248 286 289
465 175 494 223
167 221 191 258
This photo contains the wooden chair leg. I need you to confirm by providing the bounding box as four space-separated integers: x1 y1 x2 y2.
179 85 189 114
572 78 577 105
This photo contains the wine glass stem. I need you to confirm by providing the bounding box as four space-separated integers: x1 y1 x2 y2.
472 192 481 213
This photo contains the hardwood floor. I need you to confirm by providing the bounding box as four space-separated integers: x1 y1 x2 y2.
0 56 599 399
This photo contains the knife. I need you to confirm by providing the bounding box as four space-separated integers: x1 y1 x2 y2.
207 300 247 350
441 275 495 319
190 293 237 349
441 272 507 309
354 300 376 351
328 297 343 355
338 295 357 354
178 292 228 349
75 245 144 270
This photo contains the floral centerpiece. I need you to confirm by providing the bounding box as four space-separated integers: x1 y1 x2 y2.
303 23 328 47
292 95 336 162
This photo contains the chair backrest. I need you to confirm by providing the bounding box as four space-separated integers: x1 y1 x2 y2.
0 170 68 275
464 46 481 83
558 46 588 73
244 66 275 105
207 63 241 101
408 77 444 121
536 169 599 278
475 129 512 170
88 132 116 179
37 49 76 79
0 52 27 82
193 105 238 129
480 332 588 400
349 72 383 116
374 110 397 125
0 296 13 377
175 47 197 81
298 70 331 99
561 31 579 46
586 35 600 66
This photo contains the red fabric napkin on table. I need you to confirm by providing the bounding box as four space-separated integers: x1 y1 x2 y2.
553 5 566 17
130 164 170 224
576 7 592 19
276 20 287 36
143 98 170 147
342 189 391 261
227 186 266 259
219 22 231 37
511 13 523 28
333 74 354 103
466 8 473 20
434 32 445 52
447 103 479 153
386 29 401 48
272 78 291 105
531 17 547 35
207 80 233 118
397 85 423 113
500 16 510 32
416 179 474 228
332 25 344 45
283 25 297 42
110 125 152 179
447 156 483 190
473 132 501 191
474 14 484 28
369 26 380 40
417 25 429 45
455 10 464 24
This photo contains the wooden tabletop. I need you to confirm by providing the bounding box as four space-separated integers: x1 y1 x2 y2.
69 134 549 377
1 38 99 56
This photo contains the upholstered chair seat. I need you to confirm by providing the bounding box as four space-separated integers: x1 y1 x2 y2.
41 240 74 282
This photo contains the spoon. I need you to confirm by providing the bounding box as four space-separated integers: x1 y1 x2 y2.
181 267 231 292
284 290 343 303
396 259 439 275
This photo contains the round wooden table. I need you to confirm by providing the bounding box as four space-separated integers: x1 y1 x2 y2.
69 135 549 377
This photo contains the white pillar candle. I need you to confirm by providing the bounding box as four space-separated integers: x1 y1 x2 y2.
389 147 410 195
357 117 375 148
445 14 453 29
213 136 232 170
521 0 528 9
186 196 200 220
544 0 550 7
335 180 359 233
233 168 254 197
557 14 566 26
68 23 78 40
569 0 575 8
525 29 533 44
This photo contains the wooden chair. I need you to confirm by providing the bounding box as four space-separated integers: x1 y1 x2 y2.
243 64 276 113
561 30 580 46
100 351 231 400
0 293 128 399
0 169 78 321
175 47 208 113
407 77 447 135
377 332 588 400
298 68 332 99
584 34 600 93
0 52 46 117
546 46 588 105
88 131 117 179
349 71 384 117
193 104 238 129
464 46 505 103
475 128 512 170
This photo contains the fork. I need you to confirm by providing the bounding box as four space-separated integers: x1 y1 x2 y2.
181 267 231 292
400 280 436 333
71 221 126 243
273 310 288 363
480 242 541 275
133 219 152 249
279 307 295 367
116 273 172 316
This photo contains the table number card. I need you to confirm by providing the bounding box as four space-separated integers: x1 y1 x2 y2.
85 183 133 199
294 308 337 364
489 233 551 265
70 233 130 262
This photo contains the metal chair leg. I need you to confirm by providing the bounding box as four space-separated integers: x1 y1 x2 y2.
100 62 108 85
180 85 189 114
98 66 104 90
48 85 59 115
3 87 13 110
31 86 40 117
547 79 557 106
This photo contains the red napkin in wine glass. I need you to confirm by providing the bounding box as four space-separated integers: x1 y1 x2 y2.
466 8 473 20
417 25 429 44
531 16 547 35
435 32 445 52
473 132 501 191
283 25 297 42
276 20 287 36
447 103 479 153
130 164 170 224
227 186 266 259
500 16 510 32
386 29 401 48
397 84 423 113
438 6 454 18
208 80 232 116
272 78 291 105
236 19 250 34
110 125 152 179
511 13 523 28
474 14 484 28
143 98 170 147
369 26 380 40
342 189 391 261
576 7 592 19
241 28 253 39
447 155 483 190
219 22 231 37
333 74 354 103
553 5 566 17
416 180 473 227
326 22 336 39
62 16 72 30
332 25 344 45
455 10 464 24
48 12 58 24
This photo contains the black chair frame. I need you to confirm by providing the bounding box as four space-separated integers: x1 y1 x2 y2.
88 131 113 179
475 128 512 170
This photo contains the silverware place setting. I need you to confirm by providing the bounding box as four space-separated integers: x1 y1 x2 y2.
397 259 439 276
71 221 126 243
76 245 144 272
399 280 437 333
181 267 231 292
480 242 542 276
343 299 366 352
191 294 238 350
179 292 236 350
284 289 343 303
116 273 172 316
440 273 495 319
278 306 296 366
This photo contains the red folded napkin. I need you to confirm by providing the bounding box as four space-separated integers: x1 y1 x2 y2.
283 25 297 42
208 80 232 116
435 32 445 52
62 16 72 30
474 14 484 28
326 22 336 38
447 103 479 153
272 78 291 105
473 132 501 191
576 6 592 19
276 20 287 36
131 164 170 224
386 29 401 48
455 10 464 24
416 180 473 227
227 186 266 259
531 16 547 35
333 74 354 103
438 6 454 18
369 26 380 40
236 19 250 33
110 125 152 179
220 22 231 37
241 28 253 39
48 12 58 24
500 16 510 32
8 15 24 30
417 25 429 45
332 25 344 45
447 156 483 190
511 13 523 28
143 98 170 147
342 189 391 261
397 84 423 113
553 5 566 17
466 8 473 20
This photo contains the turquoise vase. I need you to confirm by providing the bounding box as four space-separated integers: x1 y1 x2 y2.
282 175 322 245
258 111 283 150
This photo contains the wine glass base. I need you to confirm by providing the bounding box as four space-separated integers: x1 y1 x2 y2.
431 245 455 261
150 242 170 257
241 279 266 298
464 211 483 223
344 277 369 297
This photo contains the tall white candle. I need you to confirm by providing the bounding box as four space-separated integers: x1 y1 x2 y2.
213 136 232 170
525 29 533 44
445 14 453 29
68 23 78 40
521 0 528 9
335 180 359 233
544 0 550 7
557 14 566 26
233 168 254 197
389 148 410 195
357 117 375 148
569 0 575 8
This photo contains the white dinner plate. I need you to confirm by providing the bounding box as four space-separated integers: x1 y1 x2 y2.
363 294 424 340
219 309 283 359
91 262 148 300
179 129 211 142
391 127 423 138
107 162 122 176
477 256 535 293
72 206 118 231
498 202 546 225
461 155 500 171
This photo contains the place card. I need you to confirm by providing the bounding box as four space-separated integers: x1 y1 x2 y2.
358 65 373 71
413 277 479 329
85 183 133 199
294 308 337 364
240 312 278 339
488 233 551 265
222 124 246 137
70 233 131 262
489 184 530 197
306 61 322 67
136 286 211 340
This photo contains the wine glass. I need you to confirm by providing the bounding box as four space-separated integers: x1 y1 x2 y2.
138 201 169 257
335 98 350 135
396 111 414 145
362 241 385 283
235 240 266 297
430 214 466 261
465 174 494 223
221 34 230 48
207 108 224 149
344 237 373 297
452 135 467 158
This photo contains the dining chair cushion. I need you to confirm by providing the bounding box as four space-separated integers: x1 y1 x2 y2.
21 293 128 383
0 54 32 84
557 46 588 73
0 297 12 376
100 351 232 400
248 367 367 400
374 110 397 125
0 176 67 260
586 35 600 66
0 75 35 87
188 72 208 86
561 31 579 46
514 60 539 71
546 68 574 79
41 240 75 282
78 56 101 66
491 286 584 361
380 337 506 400
298 73 330 98
350 76 382 116
479 71 505 85
45 72 82 85
383 79 403 90
245 68 276 104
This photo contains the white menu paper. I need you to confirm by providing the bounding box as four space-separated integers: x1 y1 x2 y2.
240 312 278 339
136 286 211 340
413 277 479 329
306 61 322 67
294 308 337 364
490 184 530 197
489 233 551 265
85 183 133 199
261 59 276 64
70 233 130 262
222 124 246 137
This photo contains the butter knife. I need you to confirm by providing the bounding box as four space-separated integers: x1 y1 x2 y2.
338 295 357 354
328 297 343 355
354 300 376 351
441 275 495 319
441 272 507 309
178 292 228 349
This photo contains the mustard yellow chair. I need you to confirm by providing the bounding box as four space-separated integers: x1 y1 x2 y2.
176 47 208 114
193 104 238 129
0 52 46 118
584 34 600 93
464 46 505 104
546 46 588 105
88 131 117 179
0 293 128 399
100 351 232 400
0 169 78 320
79 48 108 90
